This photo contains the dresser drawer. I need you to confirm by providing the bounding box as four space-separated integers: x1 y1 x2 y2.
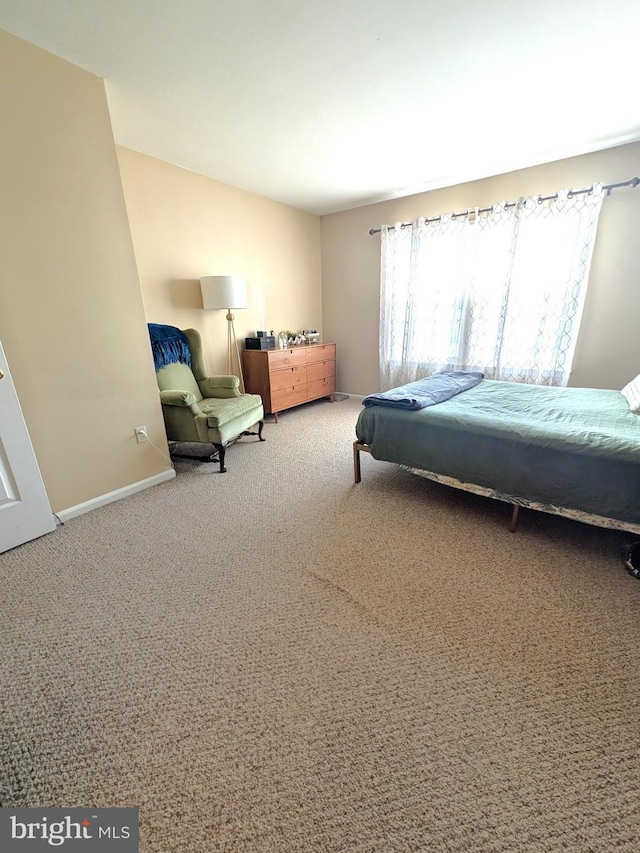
306 343 336 363
270 365 307 391
268 348 307 368
307 376 336 399
306 359 335 383
272 384 309 411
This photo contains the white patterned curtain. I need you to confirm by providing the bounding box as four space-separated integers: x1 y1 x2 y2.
379 185 604 390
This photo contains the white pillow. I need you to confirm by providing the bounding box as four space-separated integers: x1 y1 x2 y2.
621 374 640 413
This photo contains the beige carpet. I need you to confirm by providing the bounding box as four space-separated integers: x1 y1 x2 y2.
1 396 639 852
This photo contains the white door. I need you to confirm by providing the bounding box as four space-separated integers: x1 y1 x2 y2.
0 341 56 552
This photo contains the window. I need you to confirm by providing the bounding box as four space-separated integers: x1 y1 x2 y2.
379 186 604 390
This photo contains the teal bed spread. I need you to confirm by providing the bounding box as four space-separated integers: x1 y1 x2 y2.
355 380 640 527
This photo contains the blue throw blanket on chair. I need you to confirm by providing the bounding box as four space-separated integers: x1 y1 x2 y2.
362 371 484 410
148 324 192 371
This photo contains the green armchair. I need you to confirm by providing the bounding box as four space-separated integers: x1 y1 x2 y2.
153 327 264 473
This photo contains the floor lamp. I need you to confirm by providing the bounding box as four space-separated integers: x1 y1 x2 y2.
200 275 248 392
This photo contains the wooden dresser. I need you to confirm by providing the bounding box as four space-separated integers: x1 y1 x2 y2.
242 343 336 421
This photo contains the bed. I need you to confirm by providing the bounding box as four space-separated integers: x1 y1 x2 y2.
353 374 640 534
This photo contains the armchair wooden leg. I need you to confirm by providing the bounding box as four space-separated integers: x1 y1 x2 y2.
213 443 226 473
240 421 265 442
170 444 219 464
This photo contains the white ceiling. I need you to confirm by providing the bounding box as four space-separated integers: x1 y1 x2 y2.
1 0 640 215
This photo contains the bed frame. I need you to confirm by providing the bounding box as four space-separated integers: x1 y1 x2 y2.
353 440 523 531
353 439 640 536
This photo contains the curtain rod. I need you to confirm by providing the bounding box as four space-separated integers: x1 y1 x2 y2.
368 176 640 236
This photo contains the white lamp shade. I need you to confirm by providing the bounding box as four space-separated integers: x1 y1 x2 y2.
200 275 247 310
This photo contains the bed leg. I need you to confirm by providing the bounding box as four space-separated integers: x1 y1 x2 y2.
353 440 362 483
509 504 519 533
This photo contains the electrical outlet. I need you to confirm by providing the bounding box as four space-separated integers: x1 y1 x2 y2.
134 425 149 443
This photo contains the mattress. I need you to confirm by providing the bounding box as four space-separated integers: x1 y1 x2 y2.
355 380 640 526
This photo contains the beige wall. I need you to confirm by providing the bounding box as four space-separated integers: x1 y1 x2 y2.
0 30 170 513
321 142 640 396
116 148 322 378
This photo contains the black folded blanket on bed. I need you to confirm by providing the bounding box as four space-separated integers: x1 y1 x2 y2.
362 371 484 410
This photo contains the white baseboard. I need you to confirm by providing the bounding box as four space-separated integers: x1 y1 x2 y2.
57 468 176 523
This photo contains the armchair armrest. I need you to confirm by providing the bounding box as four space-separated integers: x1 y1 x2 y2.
160 389 208 420
198 375 242 399
159 389 198 407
